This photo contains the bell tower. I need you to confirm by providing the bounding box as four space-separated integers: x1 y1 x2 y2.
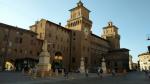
66 1 92 70
66 0 92 32
102 22 120 49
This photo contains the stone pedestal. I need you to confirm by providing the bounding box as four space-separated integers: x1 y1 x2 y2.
101 57 107 73
37 40 51 77
79 57 85 73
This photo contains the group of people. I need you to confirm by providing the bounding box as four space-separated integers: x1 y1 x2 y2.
84 67 104 78
97 67 103 78
22 66 37 78
21 66 118 79
97 67 116 78
85 67 116 78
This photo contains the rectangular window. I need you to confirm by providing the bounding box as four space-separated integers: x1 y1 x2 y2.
61 37 63 41
72 57 76 63
48 45 50 49
85 57 88 64
20 32 23 36
53 44 55 48
14 49 17 53
30 40 36 45
37 52 40 56
73 32 76 36
40 33 42 38
49 33 51 37
19 38 22 44
15 37 20 43
30 50 32 54
31 34 34 37
20 49 22 53
72 46 75 51
3 35 8 41
56 36 58 40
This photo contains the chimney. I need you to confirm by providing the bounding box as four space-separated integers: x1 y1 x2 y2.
59 22 61 26
108 21 113 26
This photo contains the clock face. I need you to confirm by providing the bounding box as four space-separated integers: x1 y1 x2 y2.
84 28 88 34
84 27 89 38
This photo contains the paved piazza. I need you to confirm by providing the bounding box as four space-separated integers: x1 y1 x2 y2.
0 71 149 84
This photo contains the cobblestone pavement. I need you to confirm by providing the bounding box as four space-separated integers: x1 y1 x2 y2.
0 71 149 84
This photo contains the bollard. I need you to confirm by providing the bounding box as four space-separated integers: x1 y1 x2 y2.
55 69 58 76
49 70 52 77
62 69 64 76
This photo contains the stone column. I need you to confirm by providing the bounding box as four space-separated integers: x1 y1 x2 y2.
37 40 51 77
101 57 107 74
79 57 85 73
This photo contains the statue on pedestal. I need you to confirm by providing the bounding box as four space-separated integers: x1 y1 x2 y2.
101 57 107 74
37 40 51 77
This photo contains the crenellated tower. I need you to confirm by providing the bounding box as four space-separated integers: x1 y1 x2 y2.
66 1 92 70
66 0 92 33
102 22 120 49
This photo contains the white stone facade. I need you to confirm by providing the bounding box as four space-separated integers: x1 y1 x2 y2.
139 52 150 71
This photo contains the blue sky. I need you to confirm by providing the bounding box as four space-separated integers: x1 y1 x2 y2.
0 0 149 62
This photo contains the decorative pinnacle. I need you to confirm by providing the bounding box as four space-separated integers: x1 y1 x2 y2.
77 0 83 6
102 57 105 62
108 21 113 26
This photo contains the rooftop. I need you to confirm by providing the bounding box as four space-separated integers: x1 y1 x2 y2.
0 23 37 35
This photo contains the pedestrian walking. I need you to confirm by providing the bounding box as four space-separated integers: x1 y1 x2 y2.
64 69 69 79
100 68 103 78
85 69 89 77
148 71 150 79
112 69 116 76
97 67 100 76
144 70 148 78
31 66 37 79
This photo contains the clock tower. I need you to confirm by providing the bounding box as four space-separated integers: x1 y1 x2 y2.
66 1 92 70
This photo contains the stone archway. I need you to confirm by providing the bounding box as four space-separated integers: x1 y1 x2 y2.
52 52 63 70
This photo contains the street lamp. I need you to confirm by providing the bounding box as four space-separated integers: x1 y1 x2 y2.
54 56 58 60
58 56 63 60
54 55 63 69
146 34 150 53
54 55 63 61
